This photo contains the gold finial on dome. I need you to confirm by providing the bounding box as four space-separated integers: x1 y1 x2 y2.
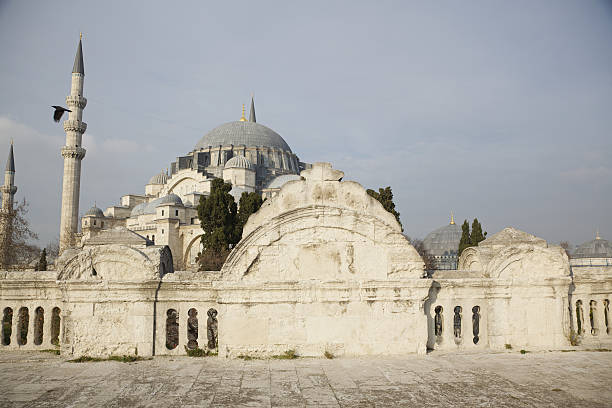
596 229 601 240
450 211 455 225
239 104 247 121
80 32 83 40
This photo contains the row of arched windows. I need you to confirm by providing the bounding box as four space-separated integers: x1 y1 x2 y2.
434 305 481 345
165 308 218 351
575 299 610 336
1 307 61 346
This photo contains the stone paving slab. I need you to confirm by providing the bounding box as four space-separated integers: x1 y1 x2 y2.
0 350 610 407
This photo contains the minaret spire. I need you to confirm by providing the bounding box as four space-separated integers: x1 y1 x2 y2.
249 94 256 123
2 141 17 213
59 35 88 252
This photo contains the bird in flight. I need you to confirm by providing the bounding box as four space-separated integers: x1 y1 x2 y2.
51 106 71 122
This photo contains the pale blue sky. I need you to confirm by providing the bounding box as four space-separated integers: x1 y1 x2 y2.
0 0 611 247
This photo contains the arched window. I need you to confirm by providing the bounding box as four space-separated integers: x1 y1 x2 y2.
590 300 598 336
434 306 443 343
604 299 610 335
2 307 13 346
17 307 29 345
166 309 179 350
51 307 61 346
472 306 480 344
576 300 584 335
34 307 44 345
187 308 198 350
453 306 462 339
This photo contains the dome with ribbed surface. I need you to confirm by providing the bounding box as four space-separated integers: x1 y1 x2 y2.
148 171 168 185
573 235 612 258
225 155 252 169
194 121 292 152
423 222 461 257
265 174 302 189
85 206 104 217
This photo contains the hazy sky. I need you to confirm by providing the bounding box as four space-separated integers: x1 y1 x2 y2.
0 0 611 248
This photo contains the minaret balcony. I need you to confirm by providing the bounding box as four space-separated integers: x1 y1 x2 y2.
66 95 87 109
1 185 17 195
63 120 87 133
61 146 86 160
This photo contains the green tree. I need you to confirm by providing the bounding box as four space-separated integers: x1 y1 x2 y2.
366 186 402 231
458 220 471 256
197 179 238 270
236 192 264 237
37 248 47 271
470 218 487 246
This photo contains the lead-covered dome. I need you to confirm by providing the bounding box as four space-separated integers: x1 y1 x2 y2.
85 206 104 218
225 155 252 169
573 234 612 258
194 121 292 152
148 171 168 185
423 222 461 257
265 174 302 189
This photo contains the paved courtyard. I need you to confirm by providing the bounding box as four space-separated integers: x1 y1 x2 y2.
0 350 610 407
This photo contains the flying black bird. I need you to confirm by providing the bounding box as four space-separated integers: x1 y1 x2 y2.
51 106 72 122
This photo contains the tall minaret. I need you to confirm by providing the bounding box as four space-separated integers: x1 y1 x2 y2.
1 141 17 213
59 34 87 252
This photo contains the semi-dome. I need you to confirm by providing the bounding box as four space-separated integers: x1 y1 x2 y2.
225 155 252 169
423 220 461 257
148 171 168 185
85 206 104 218
265 174 302 189
573 233 612 259
194 121 292 152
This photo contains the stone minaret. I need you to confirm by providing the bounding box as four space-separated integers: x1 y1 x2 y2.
59 35 87 252
1 141 17 213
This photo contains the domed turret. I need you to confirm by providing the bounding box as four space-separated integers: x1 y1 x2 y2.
84 205 104 218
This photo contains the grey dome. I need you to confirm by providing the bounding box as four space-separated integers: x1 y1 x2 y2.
423 222 461 257
265 174 302 189
130 194 184 217
148 171 168 185
194 121 292 152
225 155 252 169
85 206 104 218
573 236 612 258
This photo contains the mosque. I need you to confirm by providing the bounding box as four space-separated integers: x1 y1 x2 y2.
0 38 610 358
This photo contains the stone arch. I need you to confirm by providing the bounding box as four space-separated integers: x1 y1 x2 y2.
166 176 199 196
457 247 483 271
34 307 44 345
51 307 61 346
183 234 203 269
2 307 13 346
17 307 29 346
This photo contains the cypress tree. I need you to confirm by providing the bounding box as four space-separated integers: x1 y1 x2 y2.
470 218 486 246
197 178 238 270
458 220 471 256
37 248 47 271
366 186 403 231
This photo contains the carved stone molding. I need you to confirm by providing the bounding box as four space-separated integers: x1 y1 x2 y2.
61 146 86 160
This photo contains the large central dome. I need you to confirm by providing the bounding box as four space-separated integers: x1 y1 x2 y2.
194 121 292 152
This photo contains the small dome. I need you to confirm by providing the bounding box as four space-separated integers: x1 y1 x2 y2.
194 121 292 152
265 174 302 189
423 222 462 257
129 194 184 217
573 234 612 258
85 206 104 218
148 171 168 185
154 193 183 207
225 155 252 170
